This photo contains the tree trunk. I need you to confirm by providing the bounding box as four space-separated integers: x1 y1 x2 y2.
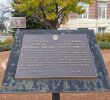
47 20 58 29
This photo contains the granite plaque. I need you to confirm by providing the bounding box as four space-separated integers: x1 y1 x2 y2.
2 30 110 93
15 33 97 79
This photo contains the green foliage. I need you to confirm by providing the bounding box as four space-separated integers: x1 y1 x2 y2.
98 42 110 49
0 45 11 52
12 0 90 29
96 33 110 42
0 37 13 52
96 33 110 49
4 37 13 45
12 0 45 29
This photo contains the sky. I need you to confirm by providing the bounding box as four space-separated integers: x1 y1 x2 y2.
0 0 12 10
0 0 10 5
0 0 12 31
0 0 12 17
0 0 5 4
0 0 8 6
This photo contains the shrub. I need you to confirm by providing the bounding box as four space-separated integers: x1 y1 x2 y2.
98 42 110 49
96 33 110 42
0 37 13 52
0 41 3 45
3 37 13 45
0 45 11 52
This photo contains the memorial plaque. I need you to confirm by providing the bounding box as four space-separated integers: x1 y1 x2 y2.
15 33 97 79
10 17 26 28
2 30 110 93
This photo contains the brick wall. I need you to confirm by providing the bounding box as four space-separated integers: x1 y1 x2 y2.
69 13 77 19
69 0 110 19
89 0 98 19
107 0 110 19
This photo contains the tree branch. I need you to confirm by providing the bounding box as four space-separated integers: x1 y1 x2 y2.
56 14 65 29
57 6 68 17
57 6 68 20
40 5 47 20
40 5 55 29
55 3 58 14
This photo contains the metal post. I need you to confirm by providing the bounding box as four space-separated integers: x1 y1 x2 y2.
52 93 60 100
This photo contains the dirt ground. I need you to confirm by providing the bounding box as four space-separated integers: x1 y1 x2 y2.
0 50 110 100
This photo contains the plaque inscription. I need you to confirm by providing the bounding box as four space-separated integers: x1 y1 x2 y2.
15 34 97 79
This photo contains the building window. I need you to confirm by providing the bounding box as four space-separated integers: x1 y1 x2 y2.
77 2 89 19
98 27 106 33
98 2 107 19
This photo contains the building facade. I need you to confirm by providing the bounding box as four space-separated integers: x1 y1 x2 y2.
64 0 110 33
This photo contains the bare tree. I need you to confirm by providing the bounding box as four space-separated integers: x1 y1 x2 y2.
0 3 12 33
